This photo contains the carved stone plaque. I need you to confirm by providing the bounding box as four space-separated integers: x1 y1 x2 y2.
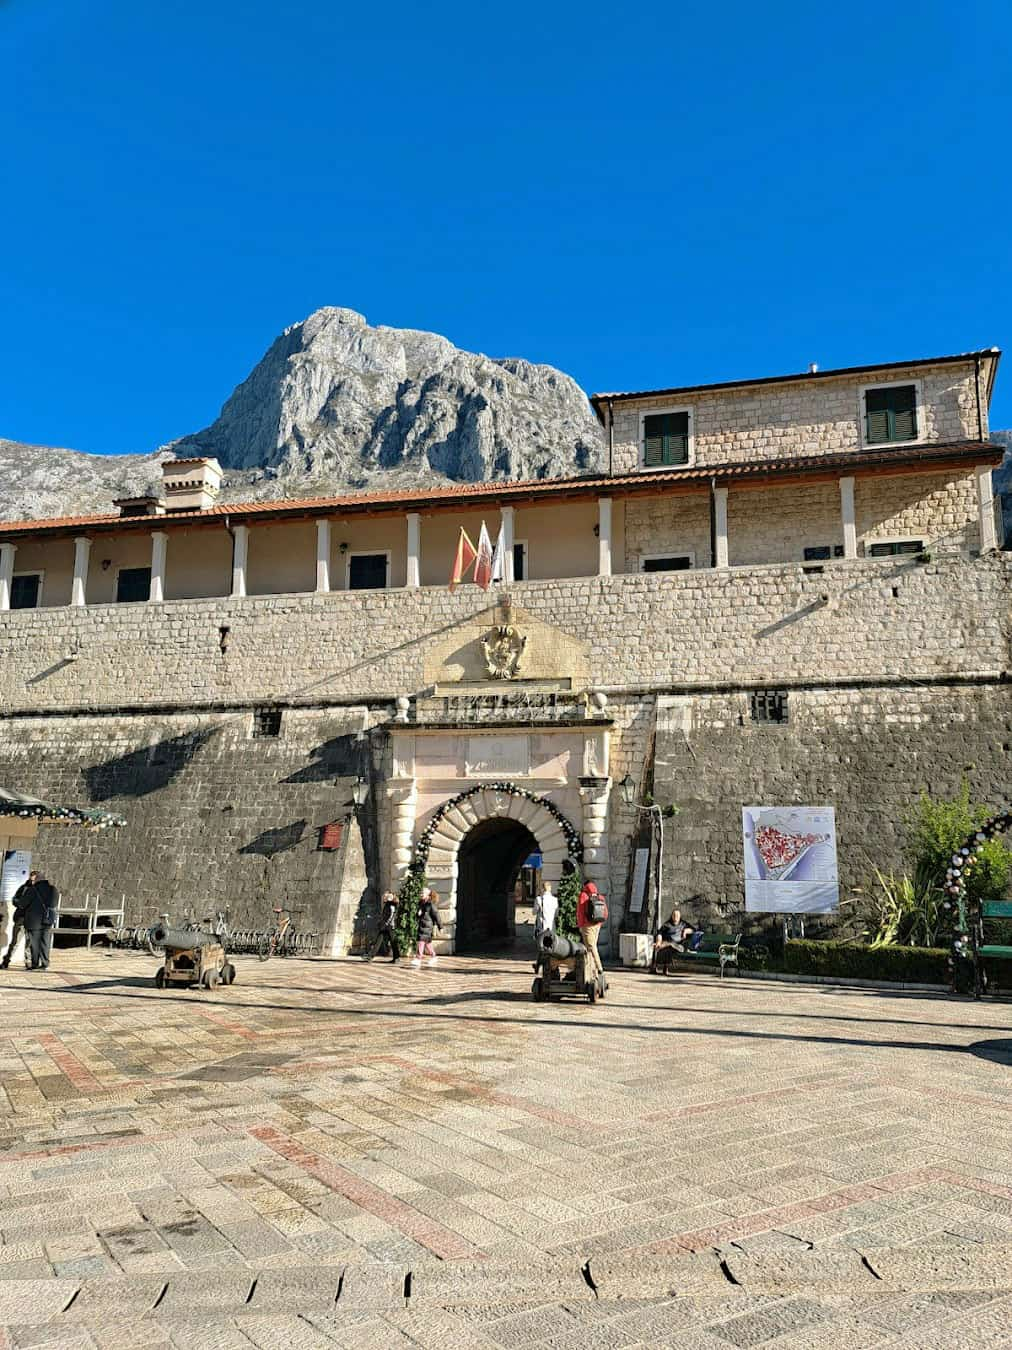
465 735 530 777
481 625 527 680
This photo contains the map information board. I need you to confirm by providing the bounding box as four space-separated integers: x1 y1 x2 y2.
742 807 838 913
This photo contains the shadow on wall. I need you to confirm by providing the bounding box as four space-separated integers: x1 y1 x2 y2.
239 820 307 857
281 735 362 785
84 729 219 800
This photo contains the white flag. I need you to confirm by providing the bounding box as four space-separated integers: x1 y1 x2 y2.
490 524 506 582
473 521 494 591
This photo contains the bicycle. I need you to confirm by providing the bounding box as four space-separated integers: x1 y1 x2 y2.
257 907 301 960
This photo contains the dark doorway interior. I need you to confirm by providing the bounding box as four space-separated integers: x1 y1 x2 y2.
456 818 539 952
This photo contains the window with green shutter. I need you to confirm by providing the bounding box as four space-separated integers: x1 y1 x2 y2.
642 411 690 466
864 385 917 444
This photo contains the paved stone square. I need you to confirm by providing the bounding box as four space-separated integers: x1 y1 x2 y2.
0 949 1011 1347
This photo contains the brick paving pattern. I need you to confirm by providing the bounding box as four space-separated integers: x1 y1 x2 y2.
0 950 1010 1346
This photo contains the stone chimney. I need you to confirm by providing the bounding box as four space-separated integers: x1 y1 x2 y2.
161 458 223 512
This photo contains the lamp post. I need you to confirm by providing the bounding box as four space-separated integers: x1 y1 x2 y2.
620 773 664 938
350 776 369 809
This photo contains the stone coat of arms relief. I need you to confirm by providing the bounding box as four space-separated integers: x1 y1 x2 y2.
481 624 527 680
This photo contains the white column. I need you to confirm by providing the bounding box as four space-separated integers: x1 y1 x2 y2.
598 497 612 577
149 531 167 602
231 525 248 597
315 519 331 592
976 465 998 553
71 536 91 607
0 543 16 611
406 513 421 588
500 505 515 582
713 488 729 568
839 476 857 559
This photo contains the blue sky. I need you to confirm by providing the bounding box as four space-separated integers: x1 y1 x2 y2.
2 0 1011 456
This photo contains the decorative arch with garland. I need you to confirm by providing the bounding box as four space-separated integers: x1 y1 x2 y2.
395 782 584 949
411 781 584 874
943 806 1012 997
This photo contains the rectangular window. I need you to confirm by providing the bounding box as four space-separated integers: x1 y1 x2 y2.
348 553 388 590
10 573 41 609
115 567 151 603
866 539 924 558
750 690 789 725
253 707 283 738
643 411 690 467
864 385 917 444
641 555 692 572
802 545 845 561
512 541 527 581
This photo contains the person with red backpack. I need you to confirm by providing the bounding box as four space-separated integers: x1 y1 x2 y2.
577 881 607 993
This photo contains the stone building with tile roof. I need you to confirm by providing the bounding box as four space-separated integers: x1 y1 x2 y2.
0 349 1007 957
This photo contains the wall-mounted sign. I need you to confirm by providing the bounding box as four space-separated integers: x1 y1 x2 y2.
742 806 838 913
1 850 32 906
628 847 650 914
466 735 530 777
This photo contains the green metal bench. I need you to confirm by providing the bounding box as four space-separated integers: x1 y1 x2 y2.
679 931 741 977
979 900 1012 963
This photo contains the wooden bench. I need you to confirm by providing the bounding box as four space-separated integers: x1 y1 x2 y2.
662 931 741 977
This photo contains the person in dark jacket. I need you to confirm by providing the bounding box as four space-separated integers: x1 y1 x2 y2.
19 874 60 971
412 887 441 968
362 892 401 963
1 869 37 969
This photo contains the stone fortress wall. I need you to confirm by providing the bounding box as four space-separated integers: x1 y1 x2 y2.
0 554 1008 951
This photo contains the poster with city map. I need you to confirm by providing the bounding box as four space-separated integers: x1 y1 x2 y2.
742 806 839 913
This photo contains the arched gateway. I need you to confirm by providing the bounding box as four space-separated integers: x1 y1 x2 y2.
407 784 583 953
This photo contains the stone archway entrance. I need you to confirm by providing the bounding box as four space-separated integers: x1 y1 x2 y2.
401 784 583 955
455 817 539 952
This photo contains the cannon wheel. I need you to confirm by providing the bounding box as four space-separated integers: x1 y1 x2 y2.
531 976 547 1002
587 980 598 1004
201 968 219 991
222 963 236 985
154 966 166 990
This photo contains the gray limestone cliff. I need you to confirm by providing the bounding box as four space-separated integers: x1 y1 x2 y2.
0 308 604 520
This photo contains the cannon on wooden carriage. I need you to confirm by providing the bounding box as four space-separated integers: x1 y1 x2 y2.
531 932 606 1004
149 921 236 991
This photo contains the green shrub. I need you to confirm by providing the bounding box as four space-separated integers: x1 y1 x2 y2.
784 939 947 984
556 865 581 940
738 943 772 972
394 870 426 951
863 868 944 948
909 782 1011 910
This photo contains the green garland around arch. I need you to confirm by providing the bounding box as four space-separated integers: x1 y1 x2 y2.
942 806 1012 922
408 781 584 876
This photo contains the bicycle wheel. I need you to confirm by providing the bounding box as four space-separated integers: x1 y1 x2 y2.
257 934 272 961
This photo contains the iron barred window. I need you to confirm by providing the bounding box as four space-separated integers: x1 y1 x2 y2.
750 690 789 725
253 707 283 738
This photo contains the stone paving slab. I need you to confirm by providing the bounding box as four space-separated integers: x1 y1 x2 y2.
3 950 1012 1346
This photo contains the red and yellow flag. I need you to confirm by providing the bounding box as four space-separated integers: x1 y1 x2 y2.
449 527 478 592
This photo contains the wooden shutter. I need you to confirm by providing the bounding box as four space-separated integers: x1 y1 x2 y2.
643 415 665 466
643 412 690 466
890 385 917 441
865 386 916 443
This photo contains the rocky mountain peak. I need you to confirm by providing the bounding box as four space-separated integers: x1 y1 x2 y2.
0 309 605 520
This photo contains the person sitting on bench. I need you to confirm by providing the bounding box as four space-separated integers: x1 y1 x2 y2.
651 908 694 973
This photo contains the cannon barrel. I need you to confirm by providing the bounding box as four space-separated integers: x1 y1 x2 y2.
149 923 216 950
541 933 586 959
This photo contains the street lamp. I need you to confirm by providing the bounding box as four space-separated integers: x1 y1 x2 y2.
620 773 664 938
351 776 369 808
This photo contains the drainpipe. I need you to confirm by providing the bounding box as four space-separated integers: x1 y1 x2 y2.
607 400 615 476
